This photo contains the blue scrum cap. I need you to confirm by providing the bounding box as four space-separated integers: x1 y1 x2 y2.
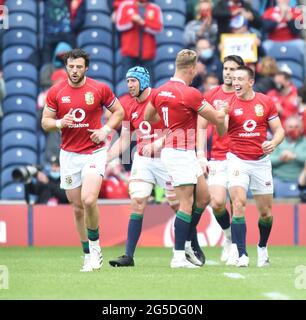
126 66 150 93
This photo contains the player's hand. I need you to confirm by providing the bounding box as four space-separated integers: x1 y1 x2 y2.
60 108 74 128
262 140 275 154
88 126 111 144
216 101 229 113
197 156 209 178
142 139 163 157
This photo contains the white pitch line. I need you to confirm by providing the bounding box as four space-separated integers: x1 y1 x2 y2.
206 260 220 266
262 292 290 300
223 272 245 279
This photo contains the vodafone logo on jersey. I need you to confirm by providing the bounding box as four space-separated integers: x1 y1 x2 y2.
68 108 89 128
240 119 260 137
72 108 86 122
139 120 152 134
163 206 224 247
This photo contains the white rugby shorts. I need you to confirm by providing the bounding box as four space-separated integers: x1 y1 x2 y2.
208 160 228 188
227 152 273 195
129 152 172 189
161 148 203 187
59 148 107 190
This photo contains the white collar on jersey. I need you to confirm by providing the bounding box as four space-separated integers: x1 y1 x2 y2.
170 77 186 85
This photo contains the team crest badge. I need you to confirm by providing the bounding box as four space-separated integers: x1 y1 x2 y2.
254 104 264 117
85 92 94 105
65 176 73 185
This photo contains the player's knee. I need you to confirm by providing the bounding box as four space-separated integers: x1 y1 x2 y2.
232 197 246 213
260 209 272 219
129 181 152 199
82 195 97 209
196 194 210 209
211 197 226 212
72 203 84 219
131 197 146 213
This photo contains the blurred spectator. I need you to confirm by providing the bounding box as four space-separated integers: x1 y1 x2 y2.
100 158 129 199
28 155 68 205
184 0 218 48
270 116 306 184
40 41 72 90
267 68 299 125
192 38 223 88
115 0 163 82
42 0 85 64
298 85 306 135
254 56 278 93
262 0 303 42
212 0 262 42
298 162 306 202
0 71 5 118
201 73 220 93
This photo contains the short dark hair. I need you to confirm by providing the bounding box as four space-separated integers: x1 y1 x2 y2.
236 65 255 79
63 48 90 67
224 55 244 66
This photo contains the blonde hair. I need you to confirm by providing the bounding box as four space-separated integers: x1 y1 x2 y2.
175 49 197 70
259 56 278 77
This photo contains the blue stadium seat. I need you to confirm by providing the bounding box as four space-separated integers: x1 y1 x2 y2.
1 131 38 152
3 29 37 49
83 12 112 31
2 46 36 65
116 79 129 98
1 166 19 188
155 61 175 81
90 79 114 92
1 113 37 134
85 0 110 14
2 96 37 117
265 41 304 65
154 0 186 15
5 79 37 99
87 61 113 82
291 78 304 88
38 133 46 164
162 12 186 29
1 183 25 200
156 28 184 46
277 61 304 82
154 44 182 65
8 12 37 32
1 148 37 169
274 179 300 198
82 45 113 65
154 78 169 88
154 0 187 15
77 29 112 48
3 62 38 83
6 0 37 16
116 64 123 82
115 49 122 67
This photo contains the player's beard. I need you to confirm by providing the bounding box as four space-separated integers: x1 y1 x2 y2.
68 72 85 85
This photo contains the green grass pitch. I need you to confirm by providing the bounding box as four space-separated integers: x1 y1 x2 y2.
0 246 305 300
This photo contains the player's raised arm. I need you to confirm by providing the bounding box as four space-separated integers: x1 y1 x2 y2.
198 99 228 126
262 117 285 155
144 101 160 123
104 98 125 131
41 105 74 132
